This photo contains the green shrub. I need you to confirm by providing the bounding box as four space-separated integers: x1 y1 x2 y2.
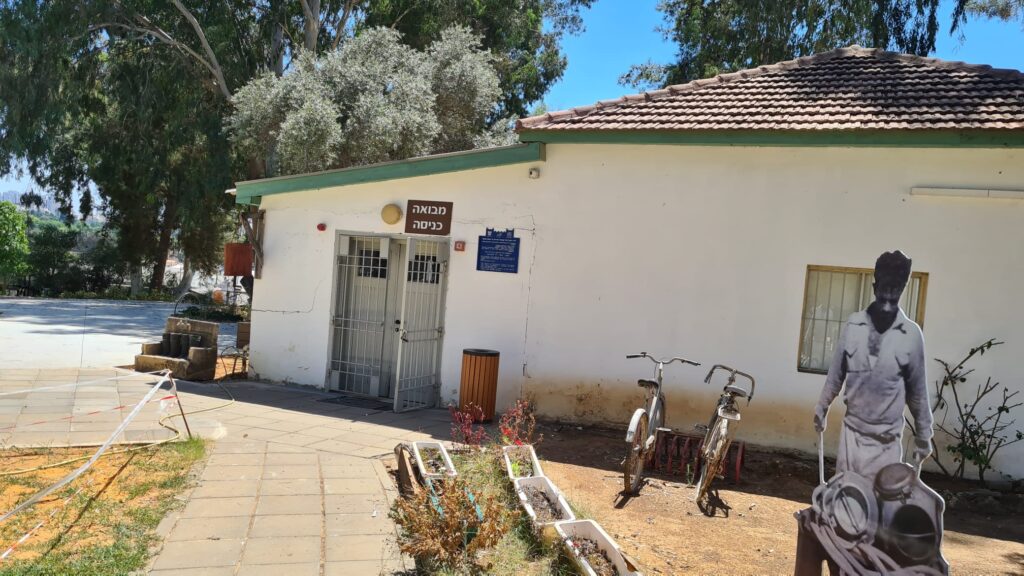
0 201 29 281
57 286 177 302
172 304 244 322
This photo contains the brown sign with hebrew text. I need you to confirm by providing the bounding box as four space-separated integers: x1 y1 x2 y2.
405 200 453 236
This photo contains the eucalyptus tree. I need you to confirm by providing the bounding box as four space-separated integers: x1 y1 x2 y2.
0 1 592 289
0 1 243 288
954 0 1024 26
86 44 235 288
622 0 960 88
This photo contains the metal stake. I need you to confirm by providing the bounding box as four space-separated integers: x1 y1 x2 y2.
818 431 826 486
171 376 194 440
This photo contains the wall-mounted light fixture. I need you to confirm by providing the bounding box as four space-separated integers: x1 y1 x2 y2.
316 223 327 232
528 167 541 179
381 203 403 224
910 187 1024 199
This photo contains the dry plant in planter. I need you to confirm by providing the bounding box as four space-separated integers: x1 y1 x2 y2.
522 484 563 523
503 444 542 478
574 537 619 576
515 476 574 529
420 447 449 475
390 476 517 571
557 519 636 576
412 440 457 479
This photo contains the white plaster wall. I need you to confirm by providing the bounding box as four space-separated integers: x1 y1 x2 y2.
248 162 538 414
250 143 1024 479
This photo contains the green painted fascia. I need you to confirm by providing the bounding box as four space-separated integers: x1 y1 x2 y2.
235 142 545 202
235 195 261 207
516 129 1024 148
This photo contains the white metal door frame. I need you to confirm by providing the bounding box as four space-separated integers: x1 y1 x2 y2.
393 237 449 412
328 231 448 411
328 233 395 398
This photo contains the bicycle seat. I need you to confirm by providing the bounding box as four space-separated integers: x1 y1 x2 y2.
725 384 749 399
637 379 658 388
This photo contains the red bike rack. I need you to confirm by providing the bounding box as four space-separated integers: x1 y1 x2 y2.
646 428 746 484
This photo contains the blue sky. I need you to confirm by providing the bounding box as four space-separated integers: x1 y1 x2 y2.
543 0 1024 110
3 1 1021 195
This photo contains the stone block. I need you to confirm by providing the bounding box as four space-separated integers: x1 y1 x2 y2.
134 354 190 379
166 317 219 348
141 342 163 355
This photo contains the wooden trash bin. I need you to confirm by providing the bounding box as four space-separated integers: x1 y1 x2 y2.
460 349 499 422
236 321 251 349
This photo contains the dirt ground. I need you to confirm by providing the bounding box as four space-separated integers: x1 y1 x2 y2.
0 442 204 565
536 424 1024 576
0 448 138 559
214 354 249 380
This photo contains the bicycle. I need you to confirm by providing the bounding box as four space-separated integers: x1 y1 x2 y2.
694 364 756 504
623 352 701 494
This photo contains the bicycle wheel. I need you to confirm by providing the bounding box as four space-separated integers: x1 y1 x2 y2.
623 411 649 494
695 416 730 503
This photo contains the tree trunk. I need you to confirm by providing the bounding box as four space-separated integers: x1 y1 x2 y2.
149 197 178 291
130 266 143 298
302 0 320 52
271 23 285 76
175 256 195 299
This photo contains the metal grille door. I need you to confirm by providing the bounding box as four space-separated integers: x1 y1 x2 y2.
330 236 401 397
393 238 448 412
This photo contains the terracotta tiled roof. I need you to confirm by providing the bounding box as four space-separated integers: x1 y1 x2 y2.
516 46 1024 131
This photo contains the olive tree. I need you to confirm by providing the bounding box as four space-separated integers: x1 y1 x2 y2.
229 26 509 177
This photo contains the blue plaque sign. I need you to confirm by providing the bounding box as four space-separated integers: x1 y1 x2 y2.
476 228 520 273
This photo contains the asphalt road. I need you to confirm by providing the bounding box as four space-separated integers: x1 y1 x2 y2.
0 298 237 369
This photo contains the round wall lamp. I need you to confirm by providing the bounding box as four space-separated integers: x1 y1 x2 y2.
381 203 403 225
316 223 327 232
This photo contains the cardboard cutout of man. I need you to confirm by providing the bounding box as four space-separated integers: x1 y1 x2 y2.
813 251 933 478
794 251 948 576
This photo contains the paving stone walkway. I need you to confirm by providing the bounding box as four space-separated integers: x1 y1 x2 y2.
0 369 450 575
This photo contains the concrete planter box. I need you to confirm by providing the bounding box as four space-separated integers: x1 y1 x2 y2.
134 318 219 380
502 444 544 479
556 519 640 576
513 476 574 538
412 440 457 480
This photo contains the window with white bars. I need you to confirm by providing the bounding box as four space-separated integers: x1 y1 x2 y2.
798 265 928 374
357 249 387 278
407 254 440 284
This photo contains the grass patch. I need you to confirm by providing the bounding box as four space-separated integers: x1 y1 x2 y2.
0 438 206 575
393 448 578 575
565 497 592 522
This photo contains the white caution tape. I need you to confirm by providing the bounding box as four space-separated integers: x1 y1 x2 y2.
0 370 166 397
0 478 95 562
0 371 172 525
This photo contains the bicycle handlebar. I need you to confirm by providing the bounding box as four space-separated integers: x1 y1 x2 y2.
703 364 756 402
625 352 700 366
